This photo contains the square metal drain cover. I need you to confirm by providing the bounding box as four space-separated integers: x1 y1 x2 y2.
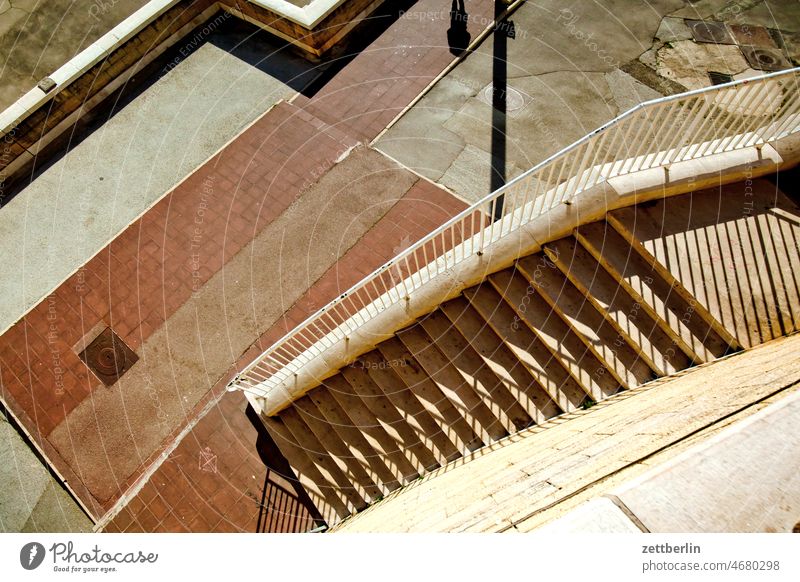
740 46 789 71
79 327 138 386
728 24 777 48
686 20 734 44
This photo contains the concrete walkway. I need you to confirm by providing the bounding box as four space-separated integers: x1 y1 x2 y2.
539 388 800 533
0 407 91 532
334 333 800 532
375 0 800 203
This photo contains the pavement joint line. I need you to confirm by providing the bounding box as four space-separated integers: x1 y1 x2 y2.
495 376 800 533
0 390 98 525
369 0 528 148
604 493 650 532
0 397 96 526
370 145 474 205
93 385 231 531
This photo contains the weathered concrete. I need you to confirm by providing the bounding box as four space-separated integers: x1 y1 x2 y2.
0 410 91 532
375 0 798 203
375 0 685 202
614 389 800 533
0 18 319 334
536 387 800 533
536 498 642 533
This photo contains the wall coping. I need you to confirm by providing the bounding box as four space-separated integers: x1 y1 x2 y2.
0 0 348 139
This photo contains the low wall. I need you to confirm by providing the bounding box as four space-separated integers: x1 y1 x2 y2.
0 0 384 201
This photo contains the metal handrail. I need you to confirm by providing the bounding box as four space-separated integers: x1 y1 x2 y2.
230 67 800 398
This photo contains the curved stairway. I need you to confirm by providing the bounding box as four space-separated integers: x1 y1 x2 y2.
261 179 800 526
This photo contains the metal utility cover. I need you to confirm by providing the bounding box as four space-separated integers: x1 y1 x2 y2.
740 46 790 71
79 327 138 386
686 20 734 44
728 24 778 48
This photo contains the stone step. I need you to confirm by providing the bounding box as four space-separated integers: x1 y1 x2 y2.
324 375 421 482
358 350 462 464
293 395 387 501
339 365 441 473
488 267 621 401
517 253 656 388
307 386 403 489
419 309 533 432
280 407 367 513
397 326 509 443
577 220 732 362
260 415 350 524
440 297 561 424
464 284 591 412
377 337 484 454
544 237 692 376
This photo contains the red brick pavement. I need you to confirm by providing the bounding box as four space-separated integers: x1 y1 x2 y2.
103 390 318 533
1 0 495 530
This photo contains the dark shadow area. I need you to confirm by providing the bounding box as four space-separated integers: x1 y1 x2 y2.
489 1 518 221
0 14 321 208
208 17 325 93
299 0 418 96
447 0 471 56
246 404 326 532
769 163 800 207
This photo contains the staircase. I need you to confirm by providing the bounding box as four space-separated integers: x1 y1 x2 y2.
259 180 800 525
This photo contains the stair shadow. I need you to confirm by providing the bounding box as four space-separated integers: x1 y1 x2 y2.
616 180 800 348
246 404 326 532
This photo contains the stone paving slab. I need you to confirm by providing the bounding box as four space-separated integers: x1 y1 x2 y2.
535 498 643 533
613 389 800 533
